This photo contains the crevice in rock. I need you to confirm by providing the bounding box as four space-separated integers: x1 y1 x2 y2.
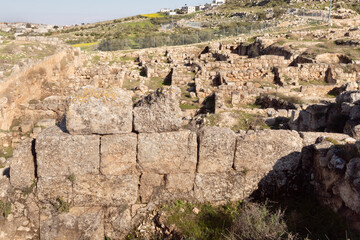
99 136 102 175
232 138 238 171
31 139 38 179
195 133 200 173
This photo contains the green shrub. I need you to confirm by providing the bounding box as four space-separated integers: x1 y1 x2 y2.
227 203 292 240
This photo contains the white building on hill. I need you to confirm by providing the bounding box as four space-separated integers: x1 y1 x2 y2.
182 5 196 14
213 0 226 4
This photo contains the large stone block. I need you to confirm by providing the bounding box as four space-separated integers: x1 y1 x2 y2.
234 130 303 173
100 134 137 175
138 130 197 174
66 86 133 134
134 86 182 133
300 132 351 146
139 173 164 203
73 174 139 206
36 127 100 178
10 139 35 190
40 206 104 240
194 172 242 203
37 176 73 203
104 206 132 239
198 127 236 173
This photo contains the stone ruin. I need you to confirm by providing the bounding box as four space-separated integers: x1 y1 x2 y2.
3 85 360 239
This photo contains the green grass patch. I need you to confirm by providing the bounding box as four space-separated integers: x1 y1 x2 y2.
0 146 13 159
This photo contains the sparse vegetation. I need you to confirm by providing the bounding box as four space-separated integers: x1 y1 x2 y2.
53 197 70 213
0 200 11 218
22 179 37 196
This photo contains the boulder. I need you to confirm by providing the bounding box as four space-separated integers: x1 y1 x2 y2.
66 86 133 134
10 139 35 190
198 127 236 173
133 86 182 133
36 127 100 178
137 130 197 174
100 134 137 175
336 91 360 104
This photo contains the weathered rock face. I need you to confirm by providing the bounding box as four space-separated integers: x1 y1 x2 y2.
138 130 197 174
100 134 137 175
197 126 236 173
234 130 303 196
66 86 133 134
133 86 182 133
36 127 100 178
9 139 35 190
310 139 360 223
40 206 104 240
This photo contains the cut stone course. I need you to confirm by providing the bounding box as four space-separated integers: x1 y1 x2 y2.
198 126 236 173
73 174 139 206
66 86 133 134
36 127 100 178
137 130 197 174
100 134 137 175
40 206 104 240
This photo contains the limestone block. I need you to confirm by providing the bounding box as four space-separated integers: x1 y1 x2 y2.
139 173 163 203
194 172 242 203
100 134 137 175
165 173 195 192
10 139 35 190
37 176 73 203
36 127 100 178
198 127 236 173
104 207 132 240
138 130 197 174
66 86 133 134
300 132 351 146
234 130 303 173
134 86 182 133
73 174 139 206
40 206 104 240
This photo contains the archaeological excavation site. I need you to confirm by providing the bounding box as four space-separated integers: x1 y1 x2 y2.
3 0 360 239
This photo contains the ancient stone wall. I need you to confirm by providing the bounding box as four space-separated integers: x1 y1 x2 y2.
3 85 349 239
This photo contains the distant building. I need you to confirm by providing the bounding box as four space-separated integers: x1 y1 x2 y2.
167 11 177 16
213 0 226 4
196 5 206 11
182 5 196 14
160 8 170 13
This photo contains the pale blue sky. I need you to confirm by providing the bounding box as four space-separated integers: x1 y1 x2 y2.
0 0 210 25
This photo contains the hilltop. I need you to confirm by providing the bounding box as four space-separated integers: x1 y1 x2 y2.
22 0 358 50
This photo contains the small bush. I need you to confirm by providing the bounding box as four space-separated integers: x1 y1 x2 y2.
53 197 70 213
227 203 293 240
